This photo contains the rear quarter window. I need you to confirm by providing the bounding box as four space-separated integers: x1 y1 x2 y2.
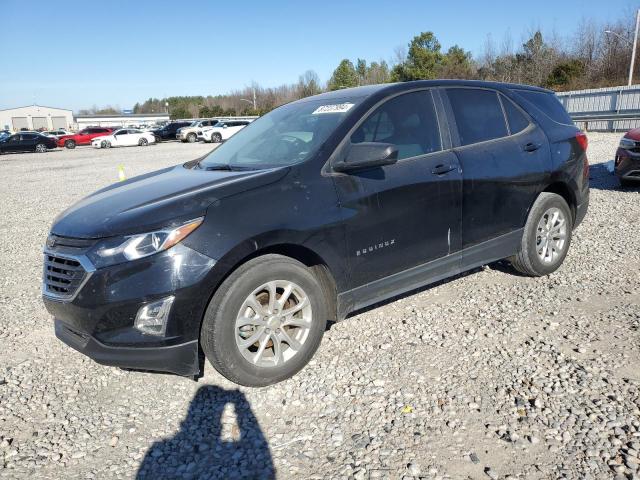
513 89 573 125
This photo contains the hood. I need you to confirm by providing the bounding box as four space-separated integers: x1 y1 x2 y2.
625 128 640 141
51 164 288 238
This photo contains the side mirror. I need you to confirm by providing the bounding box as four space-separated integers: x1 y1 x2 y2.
333 142 398 173
222 124 228 129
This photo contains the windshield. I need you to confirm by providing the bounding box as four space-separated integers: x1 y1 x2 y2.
189 121 200 127
199 98 359 170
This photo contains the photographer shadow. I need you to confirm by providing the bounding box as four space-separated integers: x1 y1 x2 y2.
137 385 275 480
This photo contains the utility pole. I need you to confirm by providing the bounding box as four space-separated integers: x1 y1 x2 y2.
630 9 640 86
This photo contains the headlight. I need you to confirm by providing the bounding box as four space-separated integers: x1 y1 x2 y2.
620 138 636 149
87 217 203 268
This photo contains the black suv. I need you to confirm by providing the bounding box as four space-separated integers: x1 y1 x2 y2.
43 80 589 386
152 121 192 142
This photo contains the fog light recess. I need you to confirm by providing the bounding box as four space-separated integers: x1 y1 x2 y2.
134 296 175 336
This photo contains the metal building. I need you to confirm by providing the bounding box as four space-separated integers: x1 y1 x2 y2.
0 105 74 132
75 113 170 129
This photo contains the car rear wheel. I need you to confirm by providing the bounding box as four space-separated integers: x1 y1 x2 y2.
64 140 76 149
510 192 572 276
139 138 148 146
35 143 47 153
187 133 196 143
212 132 222 143
201 254 328 387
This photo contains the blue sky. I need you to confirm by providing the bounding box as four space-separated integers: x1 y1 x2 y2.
0 0 635 111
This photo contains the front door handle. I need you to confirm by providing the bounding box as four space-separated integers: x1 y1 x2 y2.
431 164 456 175
523 142 541 152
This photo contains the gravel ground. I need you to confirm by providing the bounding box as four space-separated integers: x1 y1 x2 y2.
0 134 638 480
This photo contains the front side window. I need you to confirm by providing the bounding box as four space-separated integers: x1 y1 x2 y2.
351 90 441 160
200 97 361 170
446 88 508 146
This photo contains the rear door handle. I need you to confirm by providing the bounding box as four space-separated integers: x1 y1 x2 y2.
523 142 541 152
431 164 456 175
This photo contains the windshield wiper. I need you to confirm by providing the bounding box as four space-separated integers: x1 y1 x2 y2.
203 164 233 171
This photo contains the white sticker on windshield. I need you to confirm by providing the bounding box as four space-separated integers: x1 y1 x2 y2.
312 103 354 114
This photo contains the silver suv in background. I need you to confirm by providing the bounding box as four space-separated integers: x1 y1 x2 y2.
177 119 221 143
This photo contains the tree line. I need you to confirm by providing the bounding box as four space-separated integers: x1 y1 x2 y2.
86 8 637 118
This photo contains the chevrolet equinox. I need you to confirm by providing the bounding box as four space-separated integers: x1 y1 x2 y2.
43 80 589 387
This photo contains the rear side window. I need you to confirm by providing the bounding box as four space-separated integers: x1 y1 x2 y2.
500 96 530 134
351 90 441 160
513 90 573 125
446 88 508 146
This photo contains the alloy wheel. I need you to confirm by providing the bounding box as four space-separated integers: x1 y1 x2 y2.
536 207 567 264
35 144 47 153
235 280 312 367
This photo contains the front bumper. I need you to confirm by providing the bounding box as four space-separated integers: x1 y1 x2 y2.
43 243 217 376
55 319 200 376
615 147 640 181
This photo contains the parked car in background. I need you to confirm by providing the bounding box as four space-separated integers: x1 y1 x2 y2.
615 128 640 187
199 120 251 143
57 127 114 149
43 80 588 387
42 129 72 138
177 119 222 143
91 129 156 148
0 132 57 153
151 121 192 142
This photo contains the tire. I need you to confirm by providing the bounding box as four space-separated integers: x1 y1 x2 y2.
138 138 148 146
510 192 572 277
35 143 47 153
201 254 328 387
100 140 108 149
64 140 76 149
212 132 222 143
187 133 196 143
155 136 162 143
103 140 111 149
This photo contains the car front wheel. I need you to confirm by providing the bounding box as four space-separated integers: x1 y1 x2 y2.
212 133 222 143
510 192 572 276
64 140 76 149
35 143 47 153
201 254 328 387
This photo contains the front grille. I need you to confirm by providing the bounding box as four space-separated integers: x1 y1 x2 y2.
47 234 97 251
43 253 88 299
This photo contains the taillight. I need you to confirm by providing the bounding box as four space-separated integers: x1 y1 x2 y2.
576 131 589 180
576 131 588 152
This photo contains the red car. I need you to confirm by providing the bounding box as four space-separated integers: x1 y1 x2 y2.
615 128 640 187
57 127 114 149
